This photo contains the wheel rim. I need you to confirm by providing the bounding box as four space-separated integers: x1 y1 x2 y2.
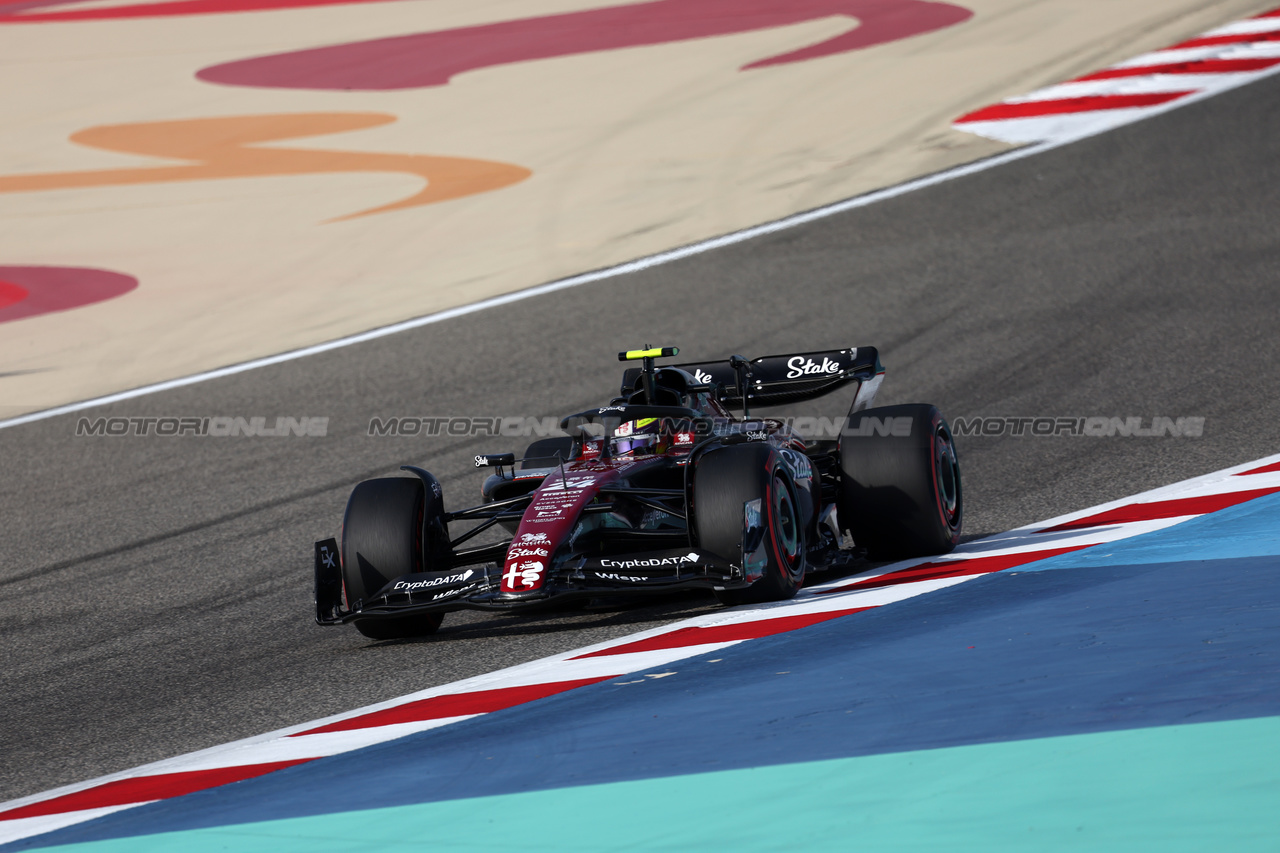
933 426 961 530
771 474 801 564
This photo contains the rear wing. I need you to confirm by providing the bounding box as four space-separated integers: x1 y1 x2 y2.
623 347 883 409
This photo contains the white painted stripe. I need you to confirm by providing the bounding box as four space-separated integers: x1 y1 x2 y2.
955 517 1193 555
3 18 1274 436
1108 42 1280 69
5 8 1269 438
12 454 1280 831
0 805 149 846
0 549 1110 824
159 717 479 772
591 641 748 663
0 142 1069 432
1005 78 1206 102
1107 48 1230 68
958 61 1280 143
953 7 1280 146
503 647 743 680
953 111 1154 145
995 452 1280 535
11 0 1280 824
5 452 1280 841
1198 16 1280 38
1131 472 1280 499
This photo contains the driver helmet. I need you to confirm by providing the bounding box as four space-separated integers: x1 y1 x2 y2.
612 417 663 456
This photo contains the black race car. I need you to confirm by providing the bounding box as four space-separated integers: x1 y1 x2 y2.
315 346 961 639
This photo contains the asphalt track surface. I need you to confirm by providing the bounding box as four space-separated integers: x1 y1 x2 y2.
3 72 1279 803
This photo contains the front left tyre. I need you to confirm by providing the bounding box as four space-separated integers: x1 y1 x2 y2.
341 477 446 640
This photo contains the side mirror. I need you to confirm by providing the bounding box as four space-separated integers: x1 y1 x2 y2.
474 453 516 469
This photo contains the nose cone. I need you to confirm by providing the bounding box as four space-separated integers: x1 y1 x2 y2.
501 470 607 594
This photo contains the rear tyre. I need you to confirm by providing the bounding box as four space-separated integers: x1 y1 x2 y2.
341 477 445 639
838 404 962 559
694 444 806 606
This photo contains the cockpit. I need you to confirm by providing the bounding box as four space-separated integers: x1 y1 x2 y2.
617 366 721 416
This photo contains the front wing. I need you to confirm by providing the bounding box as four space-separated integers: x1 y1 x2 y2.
314 540 764 626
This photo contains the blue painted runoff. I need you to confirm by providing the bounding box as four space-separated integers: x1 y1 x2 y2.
1026 488 1280 570
20 542 1279 849
20 716 1280 853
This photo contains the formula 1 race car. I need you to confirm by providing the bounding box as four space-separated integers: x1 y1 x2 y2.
315 346 962 639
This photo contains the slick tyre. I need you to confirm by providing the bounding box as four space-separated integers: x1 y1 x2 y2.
341 477 445 640
838 404 962 560
695 444 806 606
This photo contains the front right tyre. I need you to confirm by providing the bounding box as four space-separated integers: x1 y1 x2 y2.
694 443 806 606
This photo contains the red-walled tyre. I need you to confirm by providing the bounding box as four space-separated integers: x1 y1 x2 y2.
838 404 962 559
694 443 806 606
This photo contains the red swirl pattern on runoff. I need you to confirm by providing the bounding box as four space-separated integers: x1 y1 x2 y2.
0 0 416 23
194 0 974 91
0 266 138 325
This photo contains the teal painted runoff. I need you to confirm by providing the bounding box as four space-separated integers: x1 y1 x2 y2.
33 714 1280 853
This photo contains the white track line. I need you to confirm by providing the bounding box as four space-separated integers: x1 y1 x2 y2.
0 66 1254 435
4 450 1278 847
7 6 1280 842
8 47 1278 433
0 147 1056 431
7 14 1280 436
